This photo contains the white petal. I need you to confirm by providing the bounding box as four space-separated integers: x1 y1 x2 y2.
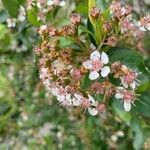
121 78 128 88
59 1 66 6
88 94 95 103
115 92 123 99
88 107 98 116
139 26 147 31
130 81 136 89
146 25 150 31
72 98 81 106
57 95 65 102
66 94 71 101
83 60 92 69
47 0 54 6
124 101 131 112
121 7 126 15
101 52 109 64
89 71 99 80
136 21 141 27
101 66 110 77
74 94 83 100
73 94 83 106
90 50 101 61
51 88 59 96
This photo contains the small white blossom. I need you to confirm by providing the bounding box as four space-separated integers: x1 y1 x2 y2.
88 95 98 116
83 50 110 80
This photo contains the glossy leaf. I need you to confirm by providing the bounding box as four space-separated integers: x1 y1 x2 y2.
2 0 20 17
27 8 43 26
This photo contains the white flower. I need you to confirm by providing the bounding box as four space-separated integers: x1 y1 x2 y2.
6 18 16 28
123 101 131 112
83 50 110 80
115 88 136 112
87 95 98 116
72 94 83 106
137 21 150 31
120 70 138 90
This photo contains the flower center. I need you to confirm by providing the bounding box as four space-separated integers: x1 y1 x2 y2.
124 71 136 83
92 60 103 71
81 98 91 108
123 90 135 101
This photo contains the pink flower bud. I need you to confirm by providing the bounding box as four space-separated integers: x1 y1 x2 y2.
70 68 82 80
90 7 100 18
70 13 81 25
103 22 112 32
107 36 118 47
97 103 106 113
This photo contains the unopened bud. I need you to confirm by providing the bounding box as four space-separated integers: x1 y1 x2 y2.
90 7 100 18
107 36 118 47
71 13 81 25
103 22 112 32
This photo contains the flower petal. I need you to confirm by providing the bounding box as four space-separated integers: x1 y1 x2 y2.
83 60 92 69
101 66 110 77
88 107 98 116
123 101 131 112
90 50 100 61
89 71 99 80
88 94 95 103
88 94 98 106
101 52 109 64
57 95 65 102
139 26 146 31
121 78 128 88
72 98 81 106
115 92 123 99
146 25 150 31
73 94 83 106
130 81 136 90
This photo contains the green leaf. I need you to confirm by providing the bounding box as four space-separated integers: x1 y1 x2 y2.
58 37 75 48
131 116 147 150
96 0 111 12
0 10 8 23
112 98 131 125
133 89 150 118
16 0 25 5
0 76 16 131
76 0 88 16
80 73 92 90
27 8 43 26
88 0 96 26
2 0 20 17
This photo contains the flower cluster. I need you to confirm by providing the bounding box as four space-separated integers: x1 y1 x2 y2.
111 62 140 111
35 1 147 116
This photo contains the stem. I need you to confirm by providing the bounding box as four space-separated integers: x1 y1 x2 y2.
97 36 106 51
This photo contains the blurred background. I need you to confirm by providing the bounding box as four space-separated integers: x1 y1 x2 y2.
0 0 150 149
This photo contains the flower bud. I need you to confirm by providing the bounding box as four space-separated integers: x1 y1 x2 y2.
103 22 112 32
107 36 118 47
90 7 100 18
70 68 82 80
70 13 81 25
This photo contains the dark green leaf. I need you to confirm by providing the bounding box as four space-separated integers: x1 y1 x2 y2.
2 0 20 17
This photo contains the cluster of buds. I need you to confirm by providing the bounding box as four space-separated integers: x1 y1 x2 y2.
110 1 132 19
35 1 147 116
